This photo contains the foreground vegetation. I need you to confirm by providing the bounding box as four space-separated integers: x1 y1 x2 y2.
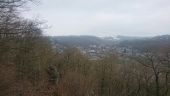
0 0 170 96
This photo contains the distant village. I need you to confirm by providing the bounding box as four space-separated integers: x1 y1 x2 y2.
54 43 135 60
51 35 170 60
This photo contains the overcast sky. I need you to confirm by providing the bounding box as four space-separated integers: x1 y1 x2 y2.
23 0 170 36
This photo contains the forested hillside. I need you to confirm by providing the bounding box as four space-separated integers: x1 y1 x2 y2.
1 0 170 96
118 35 170 52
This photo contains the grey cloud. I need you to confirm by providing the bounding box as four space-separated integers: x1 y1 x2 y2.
24 0 170 36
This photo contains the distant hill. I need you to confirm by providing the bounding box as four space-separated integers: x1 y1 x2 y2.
118 35 170 52
50 35 170 53
116 35 148 40
51 35 115 48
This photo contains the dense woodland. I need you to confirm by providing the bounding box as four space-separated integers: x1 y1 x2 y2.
1 0 170 96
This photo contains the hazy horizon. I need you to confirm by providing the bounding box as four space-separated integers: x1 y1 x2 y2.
24 0 170 36
47 34 170 37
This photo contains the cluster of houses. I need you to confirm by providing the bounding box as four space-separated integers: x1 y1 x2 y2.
53 41 139 60
77 44 114 60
